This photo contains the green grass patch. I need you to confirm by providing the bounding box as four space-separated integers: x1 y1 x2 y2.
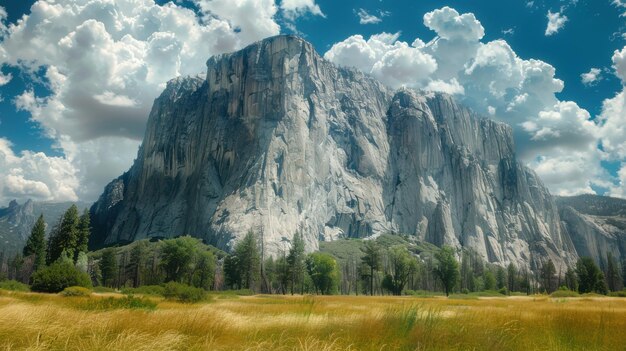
61 286 92 297
79 295 157 311
551 289 579 298
121 285 165 296
92 286 117 293
163 282 209 303
0 280 30 292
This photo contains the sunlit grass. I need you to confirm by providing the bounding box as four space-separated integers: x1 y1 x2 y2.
1 291 625 350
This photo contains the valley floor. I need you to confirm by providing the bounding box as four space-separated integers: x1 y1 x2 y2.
1 291 625 350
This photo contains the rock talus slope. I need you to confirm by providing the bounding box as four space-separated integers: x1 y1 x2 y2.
90 35 576 269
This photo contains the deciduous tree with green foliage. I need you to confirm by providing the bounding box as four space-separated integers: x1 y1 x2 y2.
23 215 46 270
192 250 216 290
160 236 199 283
30 260 92 293
306 252 339 295
382 246 418 296
434 246 459 296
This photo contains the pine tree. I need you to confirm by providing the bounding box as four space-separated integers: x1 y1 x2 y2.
287 232 306 294
540 259 556 293
564 266 578 291
127 242 147 287
507 263 517 292
606 252 623 292
75 210 91 262
100 248 118 287
360 240 382 295
496 266 507 290
234 231 261 291
23 214 46 270
47 205 80 264
576 257 605 294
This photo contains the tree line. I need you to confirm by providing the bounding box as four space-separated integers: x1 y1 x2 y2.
1 210 625 297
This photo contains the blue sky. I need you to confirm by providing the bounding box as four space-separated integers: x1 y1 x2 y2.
0 0 625 203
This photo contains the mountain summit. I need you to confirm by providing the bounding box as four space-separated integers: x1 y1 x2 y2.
90 35 578 270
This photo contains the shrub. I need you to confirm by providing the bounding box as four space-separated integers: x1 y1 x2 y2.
0 280 30 292
551 289 579 298
121 285 165 296
81 296 157 310
30 261 92 293
608 289 626 297
461 288 470 294
163 282 208 303
498 287 508 295
61 286 92 297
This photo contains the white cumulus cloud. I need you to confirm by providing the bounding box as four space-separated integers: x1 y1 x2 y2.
0 138 79 203
545 11 568 36
280 0 324 20
0 0 288 203
581 68 603 86
355 8 383 25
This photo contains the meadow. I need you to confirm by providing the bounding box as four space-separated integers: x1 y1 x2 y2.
1 290 625 351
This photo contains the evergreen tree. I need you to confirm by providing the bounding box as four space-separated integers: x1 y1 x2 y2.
564 266 578 291
75 210 91 262
507 263 517 292
234 231 261 291
496 266 507 290
483 270 496 291
47 205 80 264
360 240 382 295
100 248 118 287
287 232 306 294
192 250 216 290
127 242 147 287
606 252 623 292
23 214 47 270
576 257 606 294
434 246 459 296
276 254 290 294
224 254 241 289
540 259 557 293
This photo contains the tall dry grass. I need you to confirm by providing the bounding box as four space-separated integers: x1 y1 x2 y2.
1 291 625 350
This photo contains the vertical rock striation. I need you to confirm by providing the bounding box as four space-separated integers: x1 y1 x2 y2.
90 35 576 269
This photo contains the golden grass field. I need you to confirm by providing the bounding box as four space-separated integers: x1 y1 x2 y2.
1 290 625 351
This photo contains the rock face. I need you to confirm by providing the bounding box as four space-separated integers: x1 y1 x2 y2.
557 195 626 265
90 35 577 269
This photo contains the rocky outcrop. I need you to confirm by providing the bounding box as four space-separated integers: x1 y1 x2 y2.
90 35 577 269
557 195 626 265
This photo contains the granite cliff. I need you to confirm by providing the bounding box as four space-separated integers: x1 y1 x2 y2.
90 35 579 270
